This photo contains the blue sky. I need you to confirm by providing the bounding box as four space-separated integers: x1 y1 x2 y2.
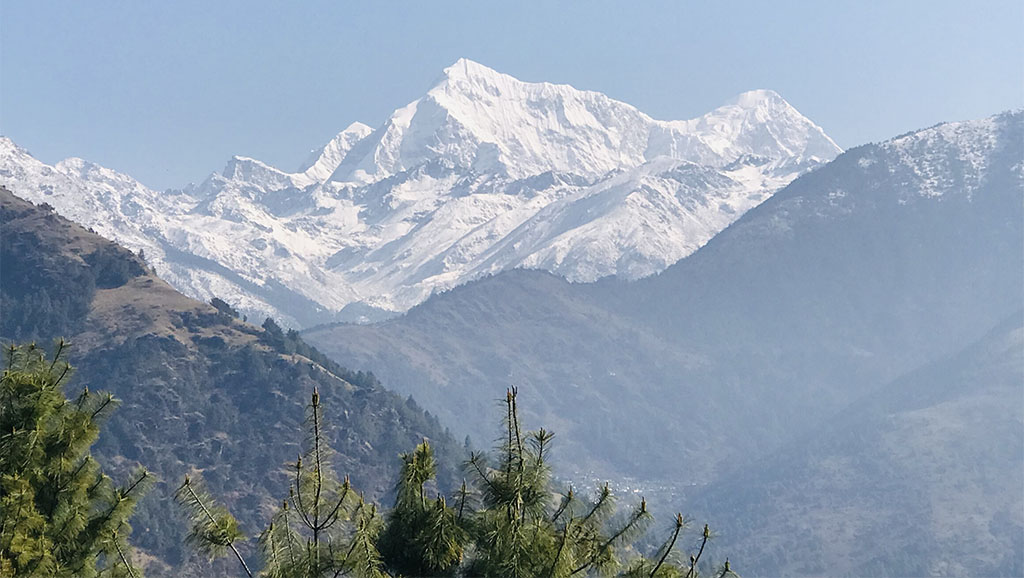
2 1 1021 190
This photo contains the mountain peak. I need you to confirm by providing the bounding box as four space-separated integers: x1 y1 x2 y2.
726 89 787 109
298 122 373 181
225 155 268 170
54 157 94 174
0 63 850 330
440 58 506 83
341 121 373 136
429 58 527 102
341 62 843 182
221 155 285 182
668 88 841 162
0 136 31 159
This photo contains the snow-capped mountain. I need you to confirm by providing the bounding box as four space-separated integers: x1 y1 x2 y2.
303 108 1024 491
0 59 840 327
330 59 837 183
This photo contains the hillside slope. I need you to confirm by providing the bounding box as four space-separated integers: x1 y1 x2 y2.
0 188 461 574
690 312 1024 577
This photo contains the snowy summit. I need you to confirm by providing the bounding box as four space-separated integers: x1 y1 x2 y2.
1 59 841 326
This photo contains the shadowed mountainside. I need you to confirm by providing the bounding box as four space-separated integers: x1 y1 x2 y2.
689 312 1023 577
305 111 1023 486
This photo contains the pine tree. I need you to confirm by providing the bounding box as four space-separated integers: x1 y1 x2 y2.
378 439 466 576
384 387 734 578
0 341 151 577
461 387 659 578
177 386 737 578
176 388 387 578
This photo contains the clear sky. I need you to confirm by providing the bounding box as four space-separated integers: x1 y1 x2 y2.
2 1 1021 190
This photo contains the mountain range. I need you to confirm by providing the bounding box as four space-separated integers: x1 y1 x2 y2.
1 57 1020 576
304 110 1024 575
0 58 839 326
306 109 1023 480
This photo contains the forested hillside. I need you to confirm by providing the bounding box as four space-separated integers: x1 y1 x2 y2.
690 312 1023 577
0 187 462 575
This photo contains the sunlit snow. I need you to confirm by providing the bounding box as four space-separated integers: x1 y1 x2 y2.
0 59 845 327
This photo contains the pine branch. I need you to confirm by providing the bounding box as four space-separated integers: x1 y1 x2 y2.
259 501 303 578
505 389 514 478
111 525 138 578
650 513 685 578
580 483 612 526
175 476 252 577
599 497 649 553
320 475 351 530
293 457 316 531
46 338 67 374
311 389 324 571
264 522 281 577
548 517 572 578
686 524 711 578
569 486 636 576
510 386 524 476
53 358 71 388
88 394 115 422
468 452 500 497
456 480 469 524
84 469 151 553
120 469 150 498
551 486 575 524
532 428 554 468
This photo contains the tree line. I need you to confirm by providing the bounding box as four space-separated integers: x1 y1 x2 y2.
0 342 736 577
